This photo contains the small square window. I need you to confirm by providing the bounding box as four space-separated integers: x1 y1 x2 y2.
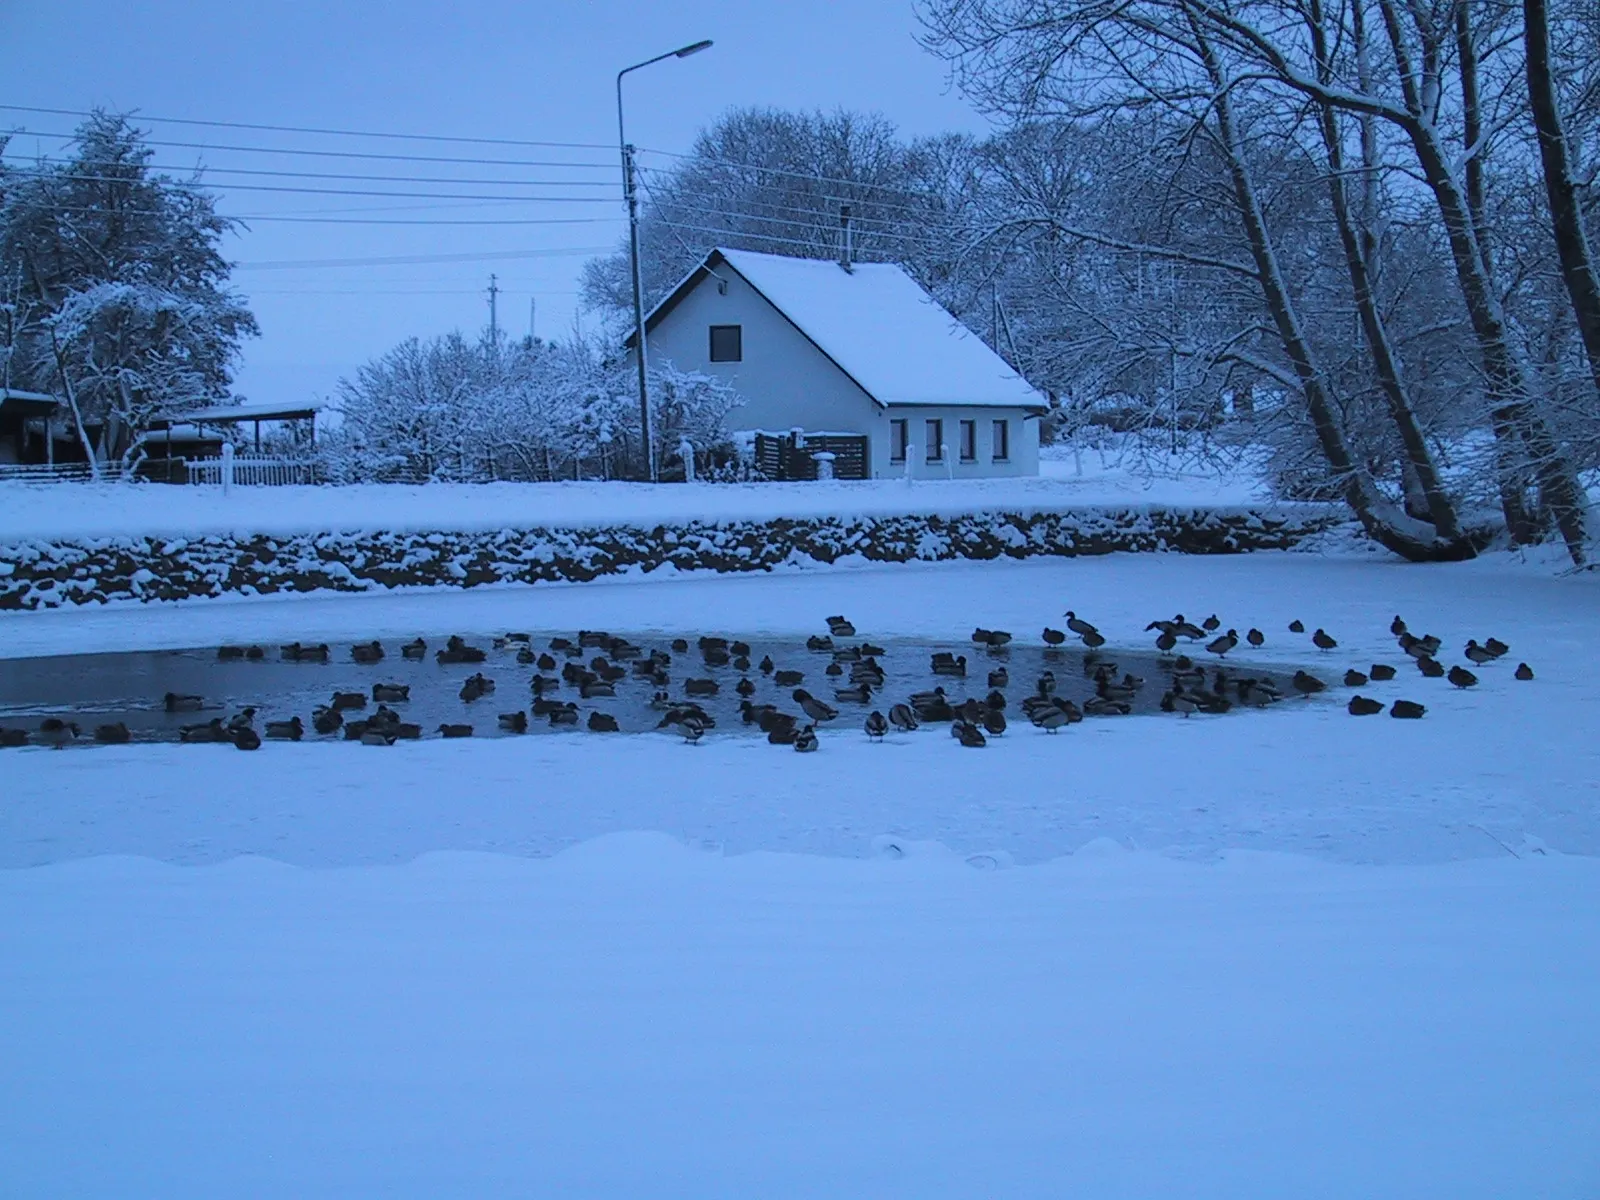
959 419 977 462
992 419 1009 462
890 418 908 463
925 419 943 462
709 324 742 363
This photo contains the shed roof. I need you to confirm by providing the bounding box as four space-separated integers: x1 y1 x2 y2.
149 401 321 427
641 248 1044 411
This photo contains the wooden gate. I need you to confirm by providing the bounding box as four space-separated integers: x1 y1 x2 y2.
753 430 869 481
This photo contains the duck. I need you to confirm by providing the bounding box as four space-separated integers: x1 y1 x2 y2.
498 711 529 733
861 642 889 658
459 673 495 702
953 720 987 747
1064 611 1099 639
360 729 395 747
435 636 487 665
1447 665 1478 689
1205 630 1238 657
649 690 675 711
1344 669 1369 687
516 646 536 666
669 638 689 653
1514 662 1534 681
1154 628 1178 654
988 668 1009 689
581 631 614 649
774 669 803 687
1417 656 1445 678
684 678 719 697
986 630 1013 648
805 635 834 652
931 654 968 677
827 617 856 638
245 646 265 660
372 683 410 703
164 691 204 713
914 694 955 723
531 675 561 695
179 718 228 744
1390 615 1408 636
579 679 616 699
1390 699 1426 719
331 691 367 711
1463 640 1495 666
587 711 619 733
438 723 474 738
0 728 29 747
1165 690 1199 717
831 646 862 664
756 654 775 675
910 686 948 708
825 662 843 677
1034 670 1057 697
233 726 262 751
702 645 732 668
1311 628 1338 652
1288 619 1305 633
1080 629 1107 650
281 642 330 663
312 706 343 735
834 682 872 705
1291 670 1326 697
888 704 919 733
955 698 986 725
226 707 257 736
1369 663 1397 681
265 716 304 741
1347 695 1384 716
864 710 889 740
1032 705 1072 732
1083 696 1131 717
793 724 820 752
94 722 131 744
217 645 246 661
664 712 705 744
548 704 581 727
351 640 384 664
1483 637 1510 659
984 689 1007 712
392 723 422 740
1201 614 1221 632
735 677 756 698
402 638 428 660
1246 628 1265 648
793 689 839 722
982 709 1007 736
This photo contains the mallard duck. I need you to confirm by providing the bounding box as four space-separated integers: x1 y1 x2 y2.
233 727 262 751
351 640 384 664
548 704 581 727
1154 628 1178 654
1347 695 1383 716
1291 670 1326 696
359 729 395 747
931 654 967 677
1080 629 1107 650
1417 656 1445 678
888 704 919 733
774 669 803 687
1166 690 1198 717
1312 628 1338 652
734 677 756 698
1514 662 1534 681
834 682 872 704
438 723 473 738
793 689 838 722
864 710 888 740
827 618 856 638
1205 630 1238 657
1447 665 1478 688
982 709 1006 736
1484 637 1509 658
1288 619 1305 633
583 711 617 733
265 716 303 741
580 679 616 699
986 630 1013 648
860 642 887 657
516 646 535 665
1064 611 1099 638
1390 699 1425 719
179 719 228 744
580 631 613 649
1042 627 1066 647
661 712 704 743
792 724 819 752
825 662 843 677
1034 671 1057 697
217 645 246 661
331 691 366 711
1201 614 1221 631
312 706 343 735
459 673 495 702
0 728 29 747
372 683 410 703
684 678 719 697
498 711 529 733
805 635 833 652
1082 696 1131 717
1246 628 1265 648
95 722 131 744
757 655 776 675
164 692 204 713
1463 640 1495 666
244 646 265 660
401 639 427 660
1369 663 1397 681
226 708 257 735
1032 705 1072 732
953 720 986 747
988 668 1009 689
1344 669 1369 687
1390 615 1407 636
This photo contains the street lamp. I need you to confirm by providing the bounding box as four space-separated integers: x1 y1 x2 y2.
618 39 714 483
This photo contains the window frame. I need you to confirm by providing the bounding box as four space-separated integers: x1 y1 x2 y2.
991 418 1010 462
889 418 908 463
708 324 743 363
959 419 977 462
924 418 943 462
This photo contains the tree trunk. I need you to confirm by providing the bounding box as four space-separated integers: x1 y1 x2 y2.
49 329 102 482
1525 0 1600 400
1195 25 1479 561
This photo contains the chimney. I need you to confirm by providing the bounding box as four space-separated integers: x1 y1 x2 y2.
838 204 853 273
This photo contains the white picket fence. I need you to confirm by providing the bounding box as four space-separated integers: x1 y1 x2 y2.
186 450 316 488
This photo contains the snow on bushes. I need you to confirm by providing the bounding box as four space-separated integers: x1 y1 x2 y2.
0 506 1339 610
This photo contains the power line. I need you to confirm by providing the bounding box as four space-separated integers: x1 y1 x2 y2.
12 154 621 189
0 103 615 151
36 203 621 226
5 168 618 203
635 146 935 201
3 127 615 169
233 246 616 270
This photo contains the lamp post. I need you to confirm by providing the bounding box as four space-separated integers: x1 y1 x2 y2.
618 39 713 483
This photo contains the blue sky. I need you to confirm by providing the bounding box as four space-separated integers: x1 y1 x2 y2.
3 1 992 403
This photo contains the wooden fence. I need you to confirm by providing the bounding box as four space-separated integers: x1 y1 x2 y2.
752 430 869 481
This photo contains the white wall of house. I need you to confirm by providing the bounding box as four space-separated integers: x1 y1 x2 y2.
637 265 1038 480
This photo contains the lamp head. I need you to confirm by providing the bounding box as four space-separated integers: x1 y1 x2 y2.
674 39 713 57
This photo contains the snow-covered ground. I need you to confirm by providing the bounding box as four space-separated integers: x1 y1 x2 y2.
3 549 1597 1195
0 455 1275 543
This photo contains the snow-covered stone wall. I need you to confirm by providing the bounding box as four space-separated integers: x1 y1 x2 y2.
0 507 1342 610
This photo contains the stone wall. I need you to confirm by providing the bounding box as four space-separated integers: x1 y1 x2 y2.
0 506 1343 610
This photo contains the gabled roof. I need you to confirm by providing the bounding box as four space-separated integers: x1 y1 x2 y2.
637 247 1044 411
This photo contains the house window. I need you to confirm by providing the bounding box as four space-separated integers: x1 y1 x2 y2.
959 419 977 462
925 419 943 462
709 324 742 363
992 418 1010 462
890 418 908 463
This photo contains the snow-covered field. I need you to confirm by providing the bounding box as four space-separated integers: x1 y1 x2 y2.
0 455 1274 543
4 549 1598 1196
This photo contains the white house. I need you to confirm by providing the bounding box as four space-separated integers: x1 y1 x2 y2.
629 247 1045 479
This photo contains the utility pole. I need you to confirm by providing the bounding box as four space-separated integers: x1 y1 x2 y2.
487 273 500 347
529 296 537 342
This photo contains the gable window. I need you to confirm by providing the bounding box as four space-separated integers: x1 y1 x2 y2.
924 419 943 462
709 324 742 363
959 419 977 462
890 418 908 463
992 418 1010 462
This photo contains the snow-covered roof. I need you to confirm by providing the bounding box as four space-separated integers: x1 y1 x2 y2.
150 401 321 426
647 248 1045 411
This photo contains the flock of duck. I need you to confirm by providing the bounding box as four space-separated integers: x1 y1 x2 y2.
0 609 1530 752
